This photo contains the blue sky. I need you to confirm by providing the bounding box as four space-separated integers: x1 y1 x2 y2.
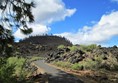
51 0 118 33
14 0 118 47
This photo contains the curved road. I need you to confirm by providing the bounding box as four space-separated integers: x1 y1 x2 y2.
34 60 83 83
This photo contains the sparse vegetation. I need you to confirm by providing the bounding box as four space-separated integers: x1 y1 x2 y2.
48 44 118 71
0 56 43 83
99 55 118 71
69 45 79 52
57 45 65 49
29 56 44 62
52 61 72 69
52 54 118 71
0 57 26 83
79 58 99 70
71 63 83 70
79 44 98 52
0 58 16 83
52 59 99 71
7 57 26 75
19 35 72 47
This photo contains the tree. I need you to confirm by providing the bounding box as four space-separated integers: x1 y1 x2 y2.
0 0 35 56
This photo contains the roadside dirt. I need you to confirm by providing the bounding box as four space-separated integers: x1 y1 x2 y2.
48 64 118 83
33 60 118 83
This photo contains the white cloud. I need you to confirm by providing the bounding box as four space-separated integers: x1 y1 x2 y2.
14 24 51 39
55 11 118 45
14 0 76 39
111 0 118 3
32 0 76 24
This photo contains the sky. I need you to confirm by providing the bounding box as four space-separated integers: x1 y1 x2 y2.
14 0 118 47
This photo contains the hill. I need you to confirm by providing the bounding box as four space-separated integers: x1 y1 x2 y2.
14 35 72 56
19 35 72 46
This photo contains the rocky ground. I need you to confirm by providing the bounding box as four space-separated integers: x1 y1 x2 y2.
45 46 118 71
13 35 118 83
14 35 72 57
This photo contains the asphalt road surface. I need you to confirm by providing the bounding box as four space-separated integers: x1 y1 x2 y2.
34 60 83 83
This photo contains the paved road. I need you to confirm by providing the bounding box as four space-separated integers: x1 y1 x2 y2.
34 60 83 83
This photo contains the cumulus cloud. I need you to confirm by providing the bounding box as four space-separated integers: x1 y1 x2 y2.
14 24 51 39
14 0 76 39
55 11 118 45
32 0 76 24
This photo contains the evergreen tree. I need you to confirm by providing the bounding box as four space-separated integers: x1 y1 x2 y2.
0 0 35 56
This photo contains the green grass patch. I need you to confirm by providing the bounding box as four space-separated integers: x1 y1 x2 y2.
57 45 65 49
79 44 98 52
29 56 43 62
80 59 98 70
71 63 83 70
68 46 79 52
53 61 72 69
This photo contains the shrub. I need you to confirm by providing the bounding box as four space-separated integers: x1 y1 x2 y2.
53 61 72 68
0 56 37 83
100 55 118 71
69 46 79 52
57 45 65 49
0 58 16 83
29 56 43 62
79 44 97 52
79 58 98 70
95 55 103 63
71 63 83 70
7 57 26 75
88 44 97 51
